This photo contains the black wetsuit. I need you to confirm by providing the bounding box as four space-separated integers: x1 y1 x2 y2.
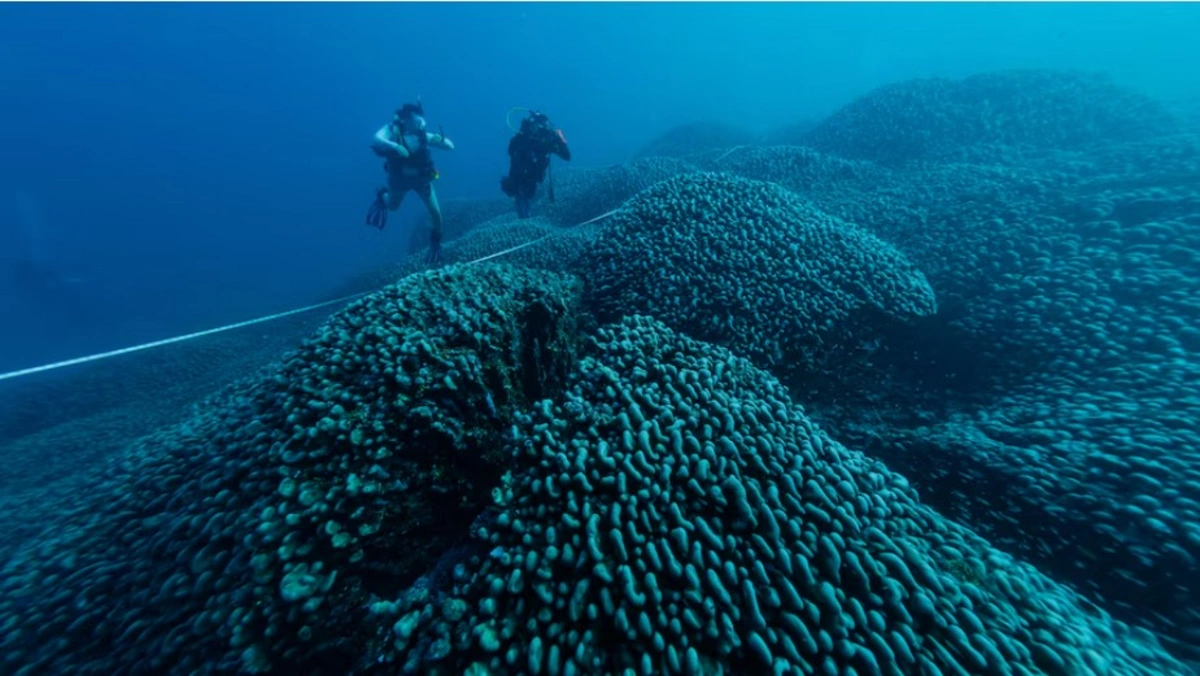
501 117 571 218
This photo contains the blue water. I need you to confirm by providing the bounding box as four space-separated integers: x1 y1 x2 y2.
2 3 1200 675
0 2 1195 373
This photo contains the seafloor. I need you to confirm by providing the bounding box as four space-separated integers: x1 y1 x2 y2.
2 69 1199 675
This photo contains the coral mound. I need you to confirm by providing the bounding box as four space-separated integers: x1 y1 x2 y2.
805 69 1181 166
633 121 759 160
381 315 1185 676
580 172 936 393
0 264 583 675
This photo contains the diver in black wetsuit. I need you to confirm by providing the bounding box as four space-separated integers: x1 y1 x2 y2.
500 110 571 219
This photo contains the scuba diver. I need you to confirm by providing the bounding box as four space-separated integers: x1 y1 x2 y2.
500 109 571 219
366 99 455 263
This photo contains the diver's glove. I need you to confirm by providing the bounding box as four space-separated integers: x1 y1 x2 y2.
425 226 443 265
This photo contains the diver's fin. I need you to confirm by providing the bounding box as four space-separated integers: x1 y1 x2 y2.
366 188 388 230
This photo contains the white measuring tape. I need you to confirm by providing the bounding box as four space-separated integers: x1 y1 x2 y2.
0 209 621 383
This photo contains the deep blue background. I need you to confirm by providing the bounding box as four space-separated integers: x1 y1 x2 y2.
1 2 1196 373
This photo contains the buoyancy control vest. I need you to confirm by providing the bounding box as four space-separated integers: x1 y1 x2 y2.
384 123 437 181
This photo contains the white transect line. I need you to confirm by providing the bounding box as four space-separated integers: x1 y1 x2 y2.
0 208 622 383
0 293 372 383
710 145 747 163
467 208 619 264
